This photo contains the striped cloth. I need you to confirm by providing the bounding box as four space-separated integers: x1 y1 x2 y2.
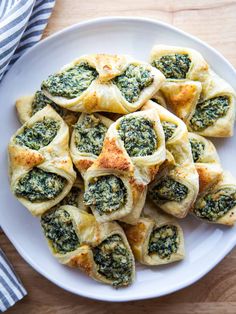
0 0 55 311
0 249 27 312
0 0 56 81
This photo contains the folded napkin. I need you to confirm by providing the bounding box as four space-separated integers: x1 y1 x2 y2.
0 0 55 81
0 0 55 311
0 249 27 312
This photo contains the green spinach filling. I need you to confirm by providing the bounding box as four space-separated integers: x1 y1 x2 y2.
148 225 179 259
15 168 66 202
15 118 60 150
84 175 127 215
118 116 157 157
190 96 230 131
149 177 188 204
189 138 205 163
57 186 80 207
93 234 133 287
74 114 107 156
161 121 177 141
41 208 80 254
194 188 236 221
114 64 154 103
31 90 65 116
41 62 98 99
152 54 191 79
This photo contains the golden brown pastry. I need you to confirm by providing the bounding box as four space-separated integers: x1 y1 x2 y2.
159 80 202 121
188 132 223 193
191 171 236 226
142 101 199 218
123 203 184 265
83 109 166 224
15 90 79 128
8 105 76 216
150 44 209 83
41 54 165 114
41 206 135 287
186 70 236 137
70 113 113 177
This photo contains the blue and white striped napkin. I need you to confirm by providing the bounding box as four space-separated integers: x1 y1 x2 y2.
0 0 55 311
0 0 55 81
0 250 27 312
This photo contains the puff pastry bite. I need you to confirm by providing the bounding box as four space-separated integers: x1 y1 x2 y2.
15 90 79 128
70 113 113 177
41 206 135 287
188 132 223 193
186 70 236 137
83 109 166 224
142 101 199 218
8 105 76 216
159 80 202 121
191 171 236 226
123 202 184 265
150 45 209 83
41 54 165 114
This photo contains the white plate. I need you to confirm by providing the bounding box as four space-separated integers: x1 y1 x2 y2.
0 17 236 302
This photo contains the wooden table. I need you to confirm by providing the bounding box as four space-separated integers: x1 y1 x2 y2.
2 0 236 313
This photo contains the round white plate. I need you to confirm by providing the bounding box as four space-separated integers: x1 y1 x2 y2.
0 17 236 302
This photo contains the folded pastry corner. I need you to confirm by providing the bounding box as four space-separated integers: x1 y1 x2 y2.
188 132 223 193
142 101 199 218
9 105 76 216
41 206 135 287
191 171 236 226
70 113 113 177
16 90 79 128
41 53 166 114
123 203 184 265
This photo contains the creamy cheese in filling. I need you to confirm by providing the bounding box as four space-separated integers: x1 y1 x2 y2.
31 91 65 116
118 116 157 157
41 208 80 254
189 138 205 163
84 175 127 215
149 177 188 204
114 64 154 103
41 62 98 99
190 96 230 131
93 234 133 287
161 121 177 142
74 114 107 155
152 54 191 79
193 187 236 221
15 118 60 150
148 225 179 259
15 168 66 202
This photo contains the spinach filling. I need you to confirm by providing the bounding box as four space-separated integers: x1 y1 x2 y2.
118 116 157 157
148 225 179 259
149 177 188 204
15 118 60 150
41 208 80 254
161 121 177 141
193 188 236 221
41 62 98 99
114 64 154 103
15 168 66 202
84 175 127 215
74 114 108 156
31 90 65 116
57 186 80 207
190 96 230 131
189 138 205 163
93 234 133 287
152 54 191 79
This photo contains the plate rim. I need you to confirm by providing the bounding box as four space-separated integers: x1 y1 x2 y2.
1 16 236 302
